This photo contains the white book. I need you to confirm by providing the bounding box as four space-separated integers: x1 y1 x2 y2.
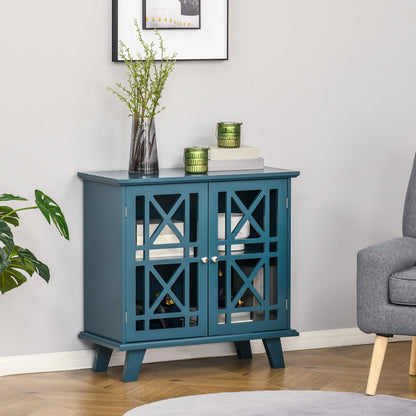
208 157 264 172
136 220 184 245
135 248 194 261
209 145 259 160
218 312 252 325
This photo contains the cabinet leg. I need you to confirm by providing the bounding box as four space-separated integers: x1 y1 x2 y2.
92 345 113 372
234 341 252 359
122 350 146 382
262 338 285 368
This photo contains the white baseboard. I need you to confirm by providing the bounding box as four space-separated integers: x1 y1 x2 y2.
0 328 410 377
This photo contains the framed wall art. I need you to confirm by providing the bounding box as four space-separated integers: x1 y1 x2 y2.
143 0 201 30
112 0 228 61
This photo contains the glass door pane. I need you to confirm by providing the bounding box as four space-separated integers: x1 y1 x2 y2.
209 179 288 336
125 183 208 342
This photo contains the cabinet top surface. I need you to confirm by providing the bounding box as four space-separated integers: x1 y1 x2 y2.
78 167 300 185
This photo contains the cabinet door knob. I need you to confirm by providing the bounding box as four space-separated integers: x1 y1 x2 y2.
201 257 208 264
211 256 218 263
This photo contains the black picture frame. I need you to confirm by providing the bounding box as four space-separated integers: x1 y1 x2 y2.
142 0 201 30
112 0 228 62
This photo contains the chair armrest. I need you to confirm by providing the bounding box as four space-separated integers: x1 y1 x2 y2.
357 236 416 332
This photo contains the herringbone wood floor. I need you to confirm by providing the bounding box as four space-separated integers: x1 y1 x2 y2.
1 341 416 416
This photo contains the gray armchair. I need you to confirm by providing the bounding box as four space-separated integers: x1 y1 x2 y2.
357 153 416 395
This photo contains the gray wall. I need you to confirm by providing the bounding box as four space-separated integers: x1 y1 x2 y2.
1 0 416 357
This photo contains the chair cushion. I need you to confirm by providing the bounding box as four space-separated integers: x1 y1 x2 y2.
389 266 416 306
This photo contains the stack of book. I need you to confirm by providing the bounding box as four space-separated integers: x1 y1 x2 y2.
208 145 264 172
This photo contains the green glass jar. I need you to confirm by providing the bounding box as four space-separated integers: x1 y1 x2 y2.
217 122 243 148
184 146 209 173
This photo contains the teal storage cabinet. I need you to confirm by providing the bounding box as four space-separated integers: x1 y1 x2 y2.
78 167 299 382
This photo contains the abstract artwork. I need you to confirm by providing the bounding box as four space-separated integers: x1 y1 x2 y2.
143 0 201 29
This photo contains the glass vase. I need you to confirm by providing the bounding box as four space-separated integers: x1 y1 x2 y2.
129 117 159 175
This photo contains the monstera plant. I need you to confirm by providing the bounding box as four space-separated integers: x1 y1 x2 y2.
0 191 69 294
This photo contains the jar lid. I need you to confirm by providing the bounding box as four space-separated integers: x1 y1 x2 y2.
217 121 243 126
184 146 209 158
184 146 209 151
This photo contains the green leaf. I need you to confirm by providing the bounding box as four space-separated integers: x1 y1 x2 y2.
0 194 27 201
0 206 19 226
0 246 50 294
0 268 27 294
10 253 35 276
0 219 14 252
0 247 11 275
34 190 69 240
17 247 50 283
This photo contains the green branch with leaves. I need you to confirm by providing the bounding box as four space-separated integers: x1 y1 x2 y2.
106 20 176 120
0 191 69 294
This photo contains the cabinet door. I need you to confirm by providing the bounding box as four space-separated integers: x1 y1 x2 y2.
125 183 208 342
208 179 288 335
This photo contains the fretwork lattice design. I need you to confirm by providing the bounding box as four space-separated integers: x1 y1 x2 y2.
231 259 266 308
228 190 266 242
149 263 186 314
148 194 186 245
